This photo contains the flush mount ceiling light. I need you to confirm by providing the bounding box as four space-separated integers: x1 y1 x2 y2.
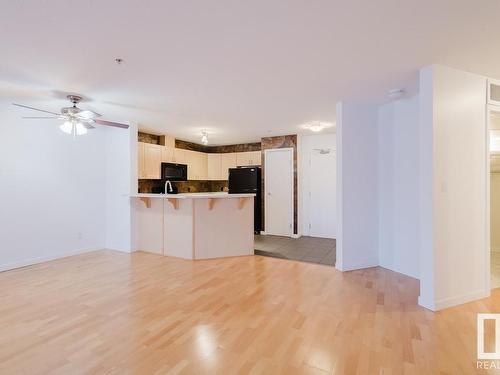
303 121 334 132
201 131 208 145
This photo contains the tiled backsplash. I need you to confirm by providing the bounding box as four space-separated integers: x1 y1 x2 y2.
139 179 228 194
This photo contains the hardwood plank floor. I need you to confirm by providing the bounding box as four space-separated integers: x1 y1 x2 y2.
0 250 498 374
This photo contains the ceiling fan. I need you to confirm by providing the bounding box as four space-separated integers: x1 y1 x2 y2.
12 95 129 137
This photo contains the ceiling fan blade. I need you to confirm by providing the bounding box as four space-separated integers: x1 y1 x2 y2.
83 122 95 129
12 103 60 116
21 116 59 119
94 119 129 129
76 110 101 120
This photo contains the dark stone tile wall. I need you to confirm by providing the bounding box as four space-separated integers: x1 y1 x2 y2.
139 179 228 194
174 139 210 152
139 132 261 152
208 143 261 153
138 132 161 144
175 139 261 153
260 135 298 235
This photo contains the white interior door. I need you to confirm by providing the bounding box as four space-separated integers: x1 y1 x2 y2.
265 148 293 236
309 149 336 238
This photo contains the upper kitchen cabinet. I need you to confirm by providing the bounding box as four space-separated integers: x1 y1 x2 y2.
207 154 222 180
138 142 145 178
174 149 207 180
161 146 175 163
236 151 261 166
173 148 189 164
220 153 237 180
139 142 162 179
189 151 208 180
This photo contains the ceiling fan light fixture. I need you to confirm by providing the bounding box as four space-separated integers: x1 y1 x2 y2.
75 122 88 135
13 94 129 134
60 121 73 134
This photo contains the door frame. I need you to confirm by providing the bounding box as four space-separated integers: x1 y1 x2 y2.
487 105 500 291
264 148 294 237
307 147 336 239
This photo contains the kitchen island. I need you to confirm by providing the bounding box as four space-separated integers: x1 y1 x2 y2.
131 192 255 259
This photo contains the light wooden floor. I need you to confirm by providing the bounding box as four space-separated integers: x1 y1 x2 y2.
0 250 498 374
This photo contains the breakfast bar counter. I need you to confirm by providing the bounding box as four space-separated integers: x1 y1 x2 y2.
131 192 255 259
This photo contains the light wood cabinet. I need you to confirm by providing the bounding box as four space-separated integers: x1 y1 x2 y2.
173 149 207 180
139 142 162 179
220 153 237 180
189 151 207 180
236 151 261 166
138 140 260 182
207 154 222 180
161 146 175 163
138 142 145 178
173 148 189 165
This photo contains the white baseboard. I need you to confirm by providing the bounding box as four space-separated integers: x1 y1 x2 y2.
0 247 101 273
417 296 436 311
337 259 378 272
419 289 491 311
258 231 300 239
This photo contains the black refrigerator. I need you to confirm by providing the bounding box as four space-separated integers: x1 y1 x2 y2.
228 166 262 234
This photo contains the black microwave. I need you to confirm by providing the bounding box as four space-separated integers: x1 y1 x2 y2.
161 163 188 181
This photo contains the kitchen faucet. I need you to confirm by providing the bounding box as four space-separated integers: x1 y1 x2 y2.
165 180 173 194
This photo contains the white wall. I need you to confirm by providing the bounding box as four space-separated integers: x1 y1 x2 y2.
0 101 106 270
419 65 488 310
336 102 379 271
0 100 135 270
299 133 337 238
378 95 420 279
104 124 137 252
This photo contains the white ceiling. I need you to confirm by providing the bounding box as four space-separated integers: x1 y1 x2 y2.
1 0 500 145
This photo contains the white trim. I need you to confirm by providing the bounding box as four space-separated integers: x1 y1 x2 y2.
487 106 500 291
335 102 343 272
432 289 490 311
264 148 294 237
296 134 302 237
291 233 301 239
336 260 378 272
0 247 102 273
